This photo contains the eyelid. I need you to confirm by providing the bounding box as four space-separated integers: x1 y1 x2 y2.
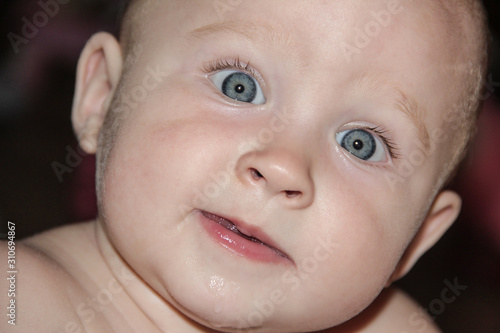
203 57 258 76
202 57 266 87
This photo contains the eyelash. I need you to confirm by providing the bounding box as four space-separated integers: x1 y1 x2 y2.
366 126 400 160
202 57 258 77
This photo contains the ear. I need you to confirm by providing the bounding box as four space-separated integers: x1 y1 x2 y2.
72 32 123 154
387 190 461 284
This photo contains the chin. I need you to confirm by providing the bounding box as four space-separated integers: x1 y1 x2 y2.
172 291 345 333
165 287 287 333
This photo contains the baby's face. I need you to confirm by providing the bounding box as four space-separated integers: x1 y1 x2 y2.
100 0 461 331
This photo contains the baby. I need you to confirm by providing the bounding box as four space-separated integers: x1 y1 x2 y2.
1 0 490 332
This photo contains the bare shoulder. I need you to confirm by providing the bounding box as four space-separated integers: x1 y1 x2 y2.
0 223 95 332
328 287 441 333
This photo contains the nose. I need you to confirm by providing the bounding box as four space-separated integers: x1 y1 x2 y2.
235 148 314 209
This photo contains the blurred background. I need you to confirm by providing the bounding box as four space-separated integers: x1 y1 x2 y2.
0 1 499 332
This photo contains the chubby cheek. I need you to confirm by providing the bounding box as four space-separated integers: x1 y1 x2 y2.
292 178 417 325
99 107 240 283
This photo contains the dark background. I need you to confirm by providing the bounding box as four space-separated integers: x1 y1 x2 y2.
0 1 499 332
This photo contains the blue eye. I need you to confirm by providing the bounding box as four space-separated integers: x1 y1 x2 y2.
336 129 386 162
210 70 265 105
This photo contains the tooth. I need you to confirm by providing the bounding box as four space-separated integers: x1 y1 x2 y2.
205 212 268 246
220 218 238 232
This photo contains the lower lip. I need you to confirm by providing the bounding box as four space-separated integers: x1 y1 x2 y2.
199 212 289 264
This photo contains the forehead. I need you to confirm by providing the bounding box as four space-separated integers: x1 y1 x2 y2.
130 0 460 46
130 0 464 82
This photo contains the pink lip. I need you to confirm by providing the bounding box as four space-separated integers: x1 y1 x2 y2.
199 211 293 265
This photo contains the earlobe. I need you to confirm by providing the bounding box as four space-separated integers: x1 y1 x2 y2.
72 32 123 154
387 190 462 285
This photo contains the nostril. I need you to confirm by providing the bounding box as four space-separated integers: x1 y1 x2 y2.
250 168 264 180
285 190 301 198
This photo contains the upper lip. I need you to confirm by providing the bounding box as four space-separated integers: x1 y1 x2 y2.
201 210 294 263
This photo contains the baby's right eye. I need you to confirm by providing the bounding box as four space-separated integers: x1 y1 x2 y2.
210 70 266 105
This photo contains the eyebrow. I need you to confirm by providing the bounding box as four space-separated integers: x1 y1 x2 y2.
187 21 299 57
354 74 431 151
188 21 259 40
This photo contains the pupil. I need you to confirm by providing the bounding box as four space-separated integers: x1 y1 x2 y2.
235 84 245 93
353 140 364 150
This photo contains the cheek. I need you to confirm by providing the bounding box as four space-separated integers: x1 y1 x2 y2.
103 96 237 215
295 177 417 321
98 102 258 292
99 114 217 258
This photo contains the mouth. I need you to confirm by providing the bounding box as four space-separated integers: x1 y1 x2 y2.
199 211 293 264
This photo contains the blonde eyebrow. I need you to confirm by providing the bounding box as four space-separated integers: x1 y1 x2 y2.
394 90 431 150
187 21 298 56
188 21 256 40
355 74 431 151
